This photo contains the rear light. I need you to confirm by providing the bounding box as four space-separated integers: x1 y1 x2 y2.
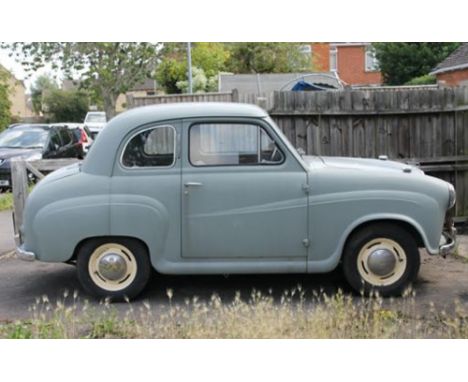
80 129 88 143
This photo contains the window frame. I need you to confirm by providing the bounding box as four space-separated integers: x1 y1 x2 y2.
329 46 338 72
119 124 177 170
365 46 379 72
188 121 285 168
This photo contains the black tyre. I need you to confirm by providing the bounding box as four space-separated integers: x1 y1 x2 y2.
77 237 151 301
342 223 420 296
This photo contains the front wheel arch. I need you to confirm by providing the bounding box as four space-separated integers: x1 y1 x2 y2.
343 218 425 253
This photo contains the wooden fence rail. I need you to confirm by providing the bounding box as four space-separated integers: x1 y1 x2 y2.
11 158 81 237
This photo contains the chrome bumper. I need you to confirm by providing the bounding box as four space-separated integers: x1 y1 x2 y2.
439 226 457 257
14 233 36 261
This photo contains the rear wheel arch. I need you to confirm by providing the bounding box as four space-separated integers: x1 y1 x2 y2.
71 235 151 262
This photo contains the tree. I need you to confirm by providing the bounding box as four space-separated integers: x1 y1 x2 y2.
176 66 208 93
30 74 58 115
43 88 89 123
372 43 461 85
155 58 187 94
3 42 161 119
155 42 229 94
225 42 311 73
0 67 11 131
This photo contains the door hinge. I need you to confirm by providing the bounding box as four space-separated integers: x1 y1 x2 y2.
302 239 310 248
302 184 310 194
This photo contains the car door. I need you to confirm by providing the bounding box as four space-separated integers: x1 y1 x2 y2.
181 118 308 268
43 129 62 159
57 128 76 158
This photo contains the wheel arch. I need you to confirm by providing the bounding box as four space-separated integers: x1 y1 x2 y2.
344 218 425 251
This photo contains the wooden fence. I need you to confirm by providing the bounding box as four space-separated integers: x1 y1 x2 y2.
127 87 468 219
269 88 468 218
127 89 275 110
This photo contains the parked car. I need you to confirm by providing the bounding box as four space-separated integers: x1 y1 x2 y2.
0 124 83 190
16 103 456 300
84 111 107 138
51 123 94 154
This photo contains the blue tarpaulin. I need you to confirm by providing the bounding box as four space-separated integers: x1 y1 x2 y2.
291 80 337 91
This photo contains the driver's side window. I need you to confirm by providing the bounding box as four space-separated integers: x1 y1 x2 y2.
189 122 284 166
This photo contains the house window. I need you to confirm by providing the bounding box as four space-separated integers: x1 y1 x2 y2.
365 46 379 72
299 44 312 56
329 46 337 72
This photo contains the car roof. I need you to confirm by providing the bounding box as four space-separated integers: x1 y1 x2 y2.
83 102 268 176
116 102 267 122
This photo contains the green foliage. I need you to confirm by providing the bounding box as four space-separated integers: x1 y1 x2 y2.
3 43 161 118
0 192 13 211
156 43 229 94
405 74 437 86
43 89 89 122
155 58 187 94
30 74 58 114
372 43 461 85
0 67 12 131
225 42 311 74
191 42 230 77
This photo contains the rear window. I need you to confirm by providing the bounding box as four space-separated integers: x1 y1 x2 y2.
122 125 175 168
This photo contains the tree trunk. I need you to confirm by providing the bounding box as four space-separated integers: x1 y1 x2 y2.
103 93 118 121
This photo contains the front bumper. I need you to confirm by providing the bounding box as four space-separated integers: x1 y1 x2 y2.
14 232 36 261
439 226 457 257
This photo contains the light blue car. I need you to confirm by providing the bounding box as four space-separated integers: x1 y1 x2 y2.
16 103 457 300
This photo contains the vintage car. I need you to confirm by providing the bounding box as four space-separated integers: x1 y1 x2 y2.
16 103 456 300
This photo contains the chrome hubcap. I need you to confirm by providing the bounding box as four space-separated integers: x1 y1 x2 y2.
367 248 396 276
88 243 138 292
98 253 128 281
357 238 407 287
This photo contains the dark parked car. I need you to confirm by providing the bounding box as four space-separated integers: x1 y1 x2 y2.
0 124 83 191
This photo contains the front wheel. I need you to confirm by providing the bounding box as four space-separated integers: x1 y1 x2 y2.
77 238 151 301
342 223 420 296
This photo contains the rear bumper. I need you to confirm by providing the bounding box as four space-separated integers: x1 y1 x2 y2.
14 232 36 261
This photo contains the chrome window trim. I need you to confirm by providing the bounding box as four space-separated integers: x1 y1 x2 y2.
119 124 177 170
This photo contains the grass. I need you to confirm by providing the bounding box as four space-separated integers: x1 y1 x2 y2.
0 191 13 211
1 288 467 339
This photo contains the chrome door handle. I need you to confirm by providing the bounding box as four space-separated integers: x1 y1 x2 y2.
184 182 203 187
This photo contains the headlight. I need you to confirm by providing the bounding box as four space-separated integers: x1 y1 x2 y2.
448 183 456 209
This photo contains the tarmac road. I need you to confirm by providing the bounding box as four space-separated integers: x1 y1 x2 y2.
1 210 468 321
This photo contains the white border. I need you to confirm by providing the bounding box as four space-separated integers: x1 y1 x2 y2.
2 340 468 382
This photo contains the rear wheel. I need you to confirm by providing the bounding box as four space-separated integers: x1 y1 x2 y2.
342 223 420 296
77 238 151 301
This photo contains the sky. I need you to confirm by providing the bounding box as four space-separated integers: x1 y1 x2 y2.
0 48 60 92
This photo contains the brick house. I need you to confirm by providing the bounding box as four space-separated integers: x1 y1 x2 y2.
430 43 468 87
310 43 382 86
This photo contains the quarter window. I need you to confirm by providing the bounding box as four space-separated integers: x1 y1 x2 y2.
122 126 175 168
189 123 284 166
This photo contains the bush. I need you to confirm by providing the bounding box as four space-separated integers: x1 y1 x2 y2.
406 74 437 86
43 89 89 122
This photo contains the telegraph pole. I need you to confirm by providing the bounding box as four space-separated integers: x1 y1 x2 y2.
187 42 193 94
